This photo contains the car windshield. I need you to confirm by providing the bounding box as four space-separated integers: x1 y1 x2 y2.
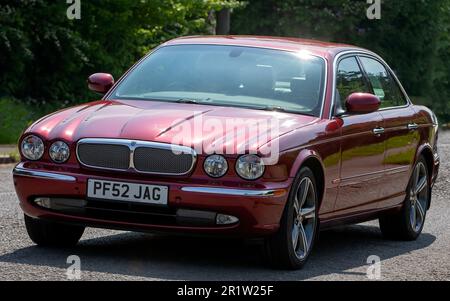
111 45 326 117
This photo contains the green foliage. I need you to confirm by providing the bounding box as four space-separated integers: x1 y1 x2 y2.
0 98 28 144
1 0 449 126
0 0 241 104
0 98 51 144
231 0 450 122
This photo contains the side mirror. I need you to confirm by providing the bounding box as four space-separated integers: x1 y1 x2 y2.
88 73 114 94
345 93 381 114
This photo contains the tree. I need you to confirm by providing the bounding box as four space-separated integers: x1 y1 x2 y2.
231 0 450 121
0 0 242 104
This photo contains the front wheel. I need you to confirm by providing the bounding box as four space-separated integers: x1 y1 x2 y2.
265 167 319 269
379 156 430 241
24 215 85 247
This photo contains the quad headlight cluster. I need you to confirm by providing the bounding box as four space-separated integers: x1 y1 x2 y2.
21 135 70 163
20 135 264 178
203 154 265 180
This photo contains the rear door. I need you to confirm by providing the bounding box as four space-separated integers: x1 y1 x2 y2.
333 56 386 213
358 56 419 207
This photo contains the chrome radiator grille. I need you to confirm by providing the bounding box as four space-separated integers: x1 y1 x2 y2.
77 143 130 170
76 139 196 175
134 147 194 174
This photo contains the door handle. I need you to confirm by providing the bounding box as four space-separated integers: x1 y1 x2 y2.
407 123 419 131
372 127 385 136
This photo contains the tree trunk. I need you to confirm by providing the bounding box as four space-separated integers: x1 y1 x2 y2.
216 9 230 35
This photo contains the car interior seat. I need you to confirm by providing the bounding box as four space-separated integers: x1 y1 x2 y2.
290 66 322 112
239 64 275 99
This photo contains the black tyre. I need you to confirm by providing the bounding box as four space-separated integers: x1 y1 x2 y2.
24 215 85 247
379 156 430 241
265 167 319 269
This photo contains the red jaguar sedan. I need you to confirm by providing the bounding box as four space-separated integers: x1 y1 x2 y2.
13 36 440 269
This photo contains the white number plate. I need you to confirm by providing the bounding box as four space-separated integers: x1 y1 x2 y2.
87 179 168 206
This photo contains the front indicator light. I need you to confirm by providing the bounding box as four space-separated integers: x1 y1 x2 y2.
216 214 239 225
34 197 51 209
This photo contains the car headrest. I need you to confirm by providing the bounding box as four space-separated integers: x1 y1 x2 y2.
290 66 322 108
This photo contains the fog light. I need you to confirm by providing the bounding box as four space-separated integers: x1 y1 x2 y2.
34 197 51 209
216 214 239 225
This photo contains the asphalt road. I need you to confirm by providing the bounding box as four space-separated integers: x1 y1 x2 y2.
0 132 449 281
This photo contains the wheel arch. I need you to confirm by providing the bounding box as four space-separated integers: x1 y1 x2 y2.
416 144 434 184
416 143 434 210
290 149 325 210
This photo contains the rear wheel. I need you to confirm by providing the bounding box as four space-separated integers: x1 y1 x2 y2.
265 167 318 269
379 156 430 240
24 215 85 247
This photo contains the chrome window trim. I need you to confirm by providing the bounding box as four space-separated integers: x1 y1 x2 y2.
330 49 412 119
13 163 77 182
319 55 328 119
181 186 285 197
76 138 197 176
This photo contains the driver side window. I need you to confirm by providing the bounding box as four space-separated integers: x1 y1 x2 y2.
336 57 369 113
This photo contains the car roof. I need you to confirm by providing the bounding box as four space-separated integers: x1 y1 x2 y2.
163 35 369 59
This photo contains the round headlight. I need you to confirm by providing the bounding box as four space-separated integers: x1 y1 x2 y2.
204 155 228 178
49 141 70 163
21 135 44 161
235 154 265 180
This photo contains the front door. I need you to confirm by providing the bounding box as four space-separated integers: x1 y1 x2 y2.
333 56 386 213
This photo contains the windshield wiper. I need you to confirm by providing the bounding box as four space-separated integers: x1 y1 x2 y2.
261 106 289 112
260 106 316 117
176 98 200 104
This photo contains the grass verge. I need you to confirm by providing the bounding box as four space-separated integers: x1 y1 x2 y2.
0 98 60 144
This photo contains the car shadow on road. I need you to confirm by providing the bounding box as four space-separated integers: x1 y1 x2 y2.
0 224 436 280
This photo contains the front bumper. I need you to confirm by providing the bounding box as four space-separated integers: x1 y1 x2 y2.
13 163 290 236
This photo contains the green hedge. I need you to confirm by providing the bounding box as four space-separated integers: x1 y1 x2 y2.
0 0 242 105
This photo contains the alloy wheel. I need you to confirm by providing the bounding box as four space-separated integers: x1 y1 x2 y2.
291 177 317 260
409 162 428 233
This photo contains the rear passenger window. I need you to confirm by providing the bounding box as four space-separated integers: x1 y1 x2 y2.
359 57 407 108
336 57 369 110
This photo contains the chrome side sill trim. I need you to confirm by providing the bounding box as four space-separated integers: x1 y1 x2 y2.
13 164 77 182
181 187 285 197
